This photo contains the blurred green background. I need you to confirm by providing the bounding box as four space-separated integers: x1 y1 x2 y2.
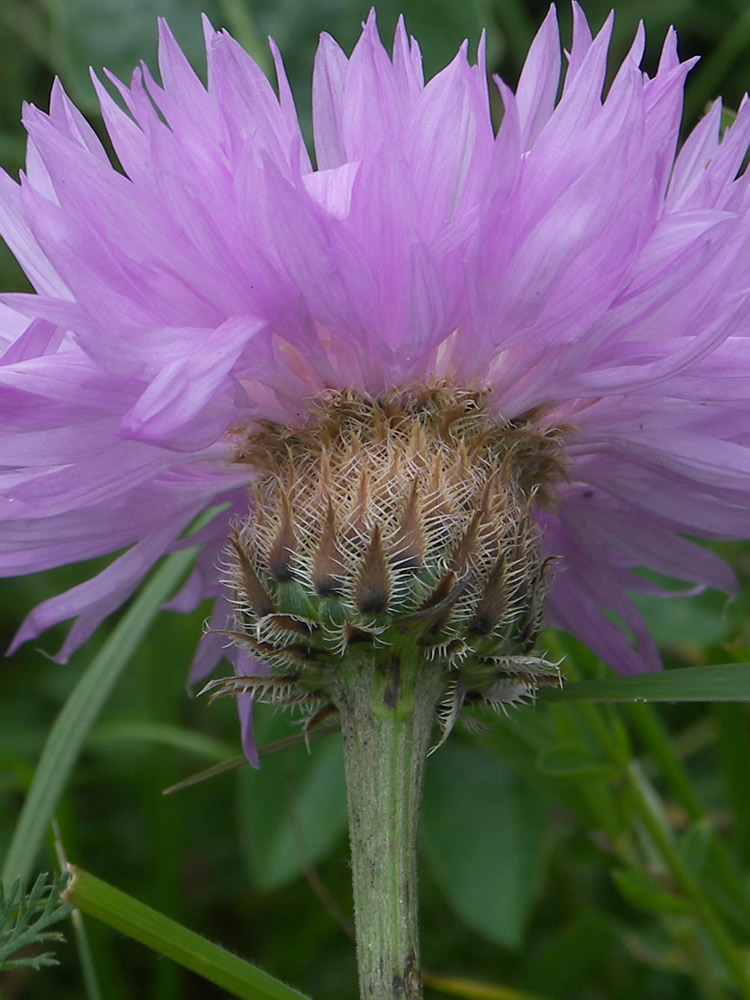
3 1 750 999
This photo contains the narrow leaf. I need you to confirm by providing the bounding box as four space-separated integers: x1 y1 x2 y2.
612 869 693 916
162 722 341 796
2 539 204 888
538 664 750 704
64 866 310 1000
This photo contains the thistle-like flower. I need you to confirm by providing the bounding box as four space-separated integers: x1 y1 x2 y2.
3 5 750 761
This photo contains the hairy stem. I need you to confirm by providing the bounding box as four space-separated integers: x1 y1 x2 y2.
331 651 443 1000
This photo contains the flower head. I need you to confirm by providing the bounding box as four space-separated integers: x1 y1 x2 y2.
3 6 750 756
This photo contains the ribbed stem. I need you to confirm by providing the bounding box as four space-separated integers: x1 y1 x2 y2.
331 652 443 1000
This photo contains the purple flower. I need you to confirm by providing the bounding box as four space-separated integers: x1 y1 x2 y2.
2 4 750 706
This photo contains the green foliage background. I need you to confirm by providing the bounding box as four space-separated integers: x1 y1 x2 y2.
2 1 750 998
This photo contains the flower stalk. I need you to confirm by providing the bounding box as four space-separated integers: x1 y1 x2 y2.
331 645 445 1000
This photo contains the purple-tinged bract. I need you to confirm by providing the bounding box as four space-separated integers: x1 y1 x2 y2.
3 4 750 711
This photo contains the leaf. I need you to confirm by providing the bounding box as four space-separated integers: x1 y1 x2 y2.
236 708 347 892
674 820 750 940
64 866 310 1000
0 873 72 971
712 703 750 860
1 526 207 888
420 741 548 949
538 664 750 705
612 868 693 916
679 821 712 877
631 589 731 648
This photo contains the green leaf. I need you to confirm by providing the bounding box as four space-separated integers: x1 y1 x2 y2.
0 873 72 971
421 741 548 949
712 703 750 860
672 821 750 940
612 868 693 916
631 589 731 648
64 866 310 1000
679 821 712 877
236 709 347 892
539 664 750 704
2 538 204 888
536 743 620 779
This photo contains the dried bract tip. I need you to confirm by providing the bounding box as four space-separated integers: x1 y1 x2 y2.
229 533 277 618
355 525 391 614
391 481 426 572
312 502 345 597
267 491 297 582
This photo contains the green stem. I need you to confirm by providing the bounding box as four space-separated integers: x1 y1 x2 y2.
331 651 443 1000
626 703 704 822
69 909 103 1000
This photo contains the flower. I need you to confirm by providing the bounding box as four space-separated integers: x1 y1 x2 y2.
3 5 750 742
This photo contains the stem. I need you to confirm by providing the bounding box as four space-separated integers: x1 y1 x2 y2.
331 651 443 1000
626 703 704 822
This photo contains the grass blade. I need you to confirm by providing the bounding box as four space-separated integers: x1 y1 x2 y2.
539 663 750 704
2 544 200 887
64 866 310 1000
